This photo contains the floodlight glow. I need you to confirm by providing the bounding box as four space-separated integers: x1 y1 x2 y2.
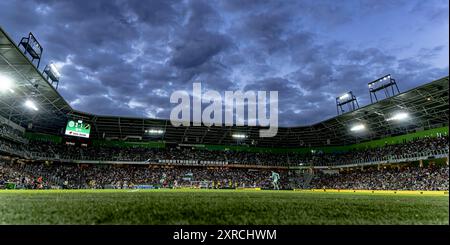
369 74 392 87
146 129 164 135
386 112 409 121
24 100 38 111
0 75 13 92
339 93 350 100
350 124 365 132
232 134 247 139
49 63 61 79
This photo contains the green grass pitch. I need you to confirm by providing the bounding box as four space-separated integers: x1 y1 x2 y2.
0 189 448 225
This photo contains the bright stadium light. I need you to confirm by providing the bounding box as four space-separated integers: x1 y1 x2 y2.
43 63 62 89
336 91 359 115
338 93 350 101
24 100 38 111
0 74 14 93
350 124 366 132
368 74 400 103
145 128 164 135
49 63 61 79
386 112 409 122
232 133 247 139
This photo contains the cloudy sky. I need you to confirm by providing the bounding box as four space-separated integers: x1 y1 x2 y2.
1 0 448 126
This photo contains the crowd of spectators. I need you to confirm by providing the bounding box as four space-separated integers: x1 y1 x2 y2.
1 159 448 191
320 136 449 165
15 135 449 167
0 160 290 189
310 165 449 191
1 131 449 190
0 162 47 189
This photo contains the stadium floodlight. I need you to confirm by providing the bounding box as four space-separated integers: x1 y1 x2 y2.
336 91 359 115
46 63 61 80
0 74 14 93
338 93 350 101
24 100 38 111
386 112 409 122
19 32 43 68
43 63 61 89
232 133 247 139
350 124 366 132
50 64 61 77
145 128 164 135
368 74 400 103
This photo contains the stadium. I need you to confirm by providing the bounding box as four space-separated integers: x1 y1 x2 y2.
0 21 449 226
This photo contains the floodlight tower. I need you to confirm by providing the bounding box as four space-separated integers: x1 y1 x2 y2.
336 91 359 115
18 32 43 68
43 63 61 90
368 74 400 103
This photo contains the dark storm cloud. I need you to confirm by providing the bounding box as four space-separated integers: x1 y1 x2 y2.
171 32 232 69
123 0 179 25
0 0 448 126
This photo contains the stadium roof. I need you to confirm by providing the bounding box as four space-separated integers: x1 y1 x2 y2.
0 27 448 147
0 28 71 133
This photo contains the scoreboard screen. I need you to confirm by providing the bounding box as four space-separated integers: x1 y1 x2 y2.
65 120 91 138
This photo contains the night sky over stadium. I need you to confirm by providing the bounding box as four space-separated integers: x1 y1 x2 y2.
0 0 448 126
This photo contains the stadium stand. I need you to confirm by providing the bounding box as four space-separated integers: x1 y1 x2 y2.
0 135 448 190
0 123 28 144
1 158 448 190
310 164 449 191
0 159 291 189
11 135 450 166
